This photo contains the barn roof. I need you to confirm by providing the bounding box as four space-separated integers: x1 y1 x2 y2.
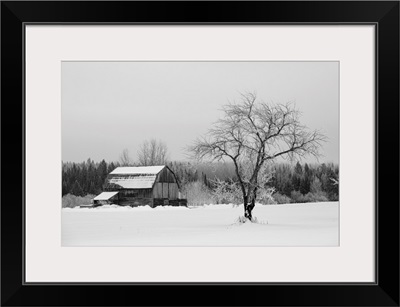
110 165 165 175
94 191 119 200
108 175 157 189
107 165 167 189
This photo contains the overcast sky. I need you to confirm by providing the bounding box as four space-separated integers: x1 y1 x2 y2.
62 61 339 164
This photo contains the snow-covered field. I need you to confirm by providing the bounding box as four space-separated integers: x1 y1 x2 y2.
62 202 339 246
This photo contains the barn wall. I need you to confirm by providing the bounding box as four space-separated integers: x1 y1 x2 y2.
93 194 119 206
157 167 177 183
169 184 178 200
119 197 154 207
169 183 179 199
153 198 187 207
152 182 179 199
153 183 163 198
152 167 179 200
119 189 152 198
162 183 169 198
117 189 153 207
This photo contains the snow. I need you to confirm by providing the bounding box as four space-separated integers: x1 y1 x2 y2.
62 202 339 246
110 166 165 175
93 191 119 200
108 175 157 189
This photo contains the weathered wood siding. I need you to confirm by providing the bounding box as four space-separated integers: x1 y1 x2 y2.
119 197 154 207
150 166 179 199
152 182 178 199
169 184 177 199
162 183 169 198
119 189 152 198
153 198 187 207
153 183 162 198
157 167 177 183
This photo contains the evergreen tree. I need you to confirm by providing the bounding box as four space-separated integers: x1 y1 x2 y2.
291 162 303 191
62 179 68 196
294 161 303 175
299 175 311 195
310 176 323 194
71 180 84 196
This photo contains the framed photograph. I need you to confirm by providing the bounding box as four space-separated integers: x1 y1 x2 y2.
2 1 399 306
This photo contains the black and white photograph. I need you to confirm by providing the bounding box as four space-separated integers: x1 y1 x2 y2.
3 0 398 305
61 61 339 247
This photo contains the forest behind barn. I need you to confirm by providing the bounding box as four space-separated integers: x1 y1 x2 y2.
62 158 338 208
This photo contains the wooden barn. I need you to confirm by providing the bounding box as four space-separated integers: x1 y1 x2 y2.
93 165 187 207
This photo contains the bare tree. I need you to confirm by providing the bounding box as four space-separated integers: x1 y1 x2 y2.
137 139 169 166
119 148 133 166
190 92 326 221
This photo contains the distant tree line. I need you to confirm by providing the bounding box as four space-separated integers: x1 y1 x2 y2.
62 158 338 204
177 161 339 205
270 161 338 203
62 159 119 196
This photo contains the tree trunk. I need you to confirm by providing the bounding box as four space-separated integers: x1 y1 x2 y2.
244 188 258 221
243 195 255 221
244 202 255 221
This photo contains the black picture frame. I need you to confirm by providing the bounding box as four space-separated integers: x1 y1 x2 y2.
1 1 399 306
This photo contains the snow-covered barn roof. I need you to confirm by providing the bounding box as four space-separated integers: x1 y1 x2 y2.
107 166 167 189
94 191 119 200
110 166 165 175
108 175 157 189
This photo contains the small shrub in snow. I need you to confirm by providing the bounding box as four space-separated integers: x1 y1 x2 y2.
62 194 95 208
182 181 215 206
290 190 305 203
235 216 265 224
236 216 248 223
303 192 329 203
251 216 259 223
251 217 269 225
290 190 329 203
272 192 292 204
328 193 339 201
